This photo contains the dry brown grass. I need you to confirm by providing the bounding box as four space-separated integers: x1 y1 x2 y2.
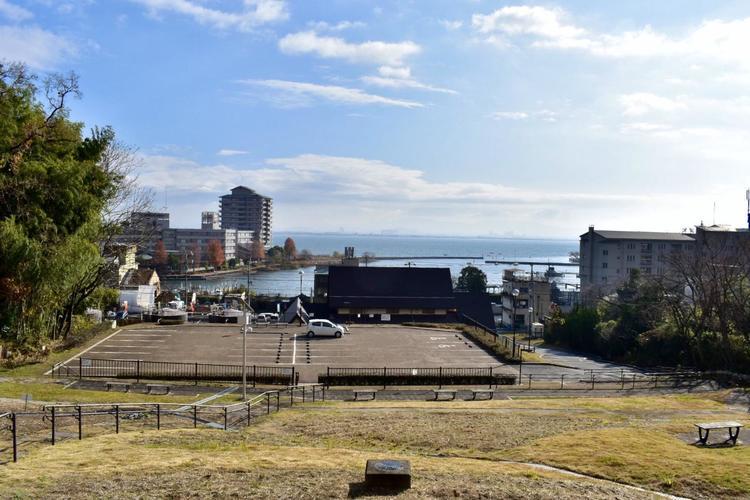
1 392 748 498
0 430 654 499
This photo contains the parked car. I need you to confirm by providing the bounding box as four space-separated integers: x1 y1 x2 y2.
256 312 279 323
306 319 347 338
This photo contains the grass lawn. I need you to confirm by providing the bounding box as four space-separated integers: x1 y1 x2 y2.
0 324 121 378
1 391 747 498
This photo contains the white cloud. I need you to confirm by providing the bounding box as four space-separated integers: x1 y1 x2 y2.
239 79 424 108
491 109 556 122
0 0 32 21
278 31 421 67
472 5 750 67
619 93 687 116
0 26 77 69
217 149 249 156
136 153 706 236
307 20 365 32
361 65 457 95
130 0 288 31
362 75 457 95
491 111 528 120
439 19 463 31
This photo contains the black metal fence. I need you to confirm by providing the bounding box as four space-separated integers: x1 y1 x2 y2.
319 367 516 388
51 358 298 386
0 384 325 464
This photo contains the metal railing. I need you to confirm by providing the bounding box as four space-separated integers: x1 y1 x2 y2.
51 358 298 386
0 384 325 464
320 366 516 388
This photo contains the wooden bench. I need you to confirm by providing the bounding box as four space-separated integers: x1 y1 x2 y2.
468 389 494 401
695 421 743 445
145 384 171 395
352 389 378 401
105 381 131 392
431 389 457 401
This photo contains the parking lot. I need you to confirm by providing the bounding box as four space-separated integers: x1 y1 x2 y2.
76 323 504 382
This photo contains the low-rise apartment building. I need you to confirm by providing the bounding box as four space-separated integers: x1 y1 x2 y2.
579 226 695 299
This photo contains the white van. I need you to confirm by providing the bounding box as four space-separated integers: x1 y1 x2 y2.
306 319 347 338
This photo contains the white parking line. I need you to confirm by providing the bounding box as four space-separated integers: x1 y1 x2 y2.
43 328 123 375
88 351 152 355
292 334 297 365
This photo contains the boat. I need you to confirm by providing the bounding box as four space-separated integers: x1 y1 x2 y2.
208 304 243 324
158 307 187 325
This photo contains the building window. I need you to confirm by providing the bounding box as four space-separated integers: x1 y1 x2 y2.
657 243 666 250
602 249 609 256
602 262 608 269
627 243 635 250
626 255 635 262
602 277 607 283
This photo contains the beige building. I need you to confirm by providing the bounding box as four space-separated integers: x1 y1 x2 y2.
500 268 551 329
579 226 695 299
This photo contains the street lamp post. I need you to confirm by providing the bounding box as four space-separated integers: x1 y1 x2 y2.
298 270 304 296
511 288 520 358
528 306 534 349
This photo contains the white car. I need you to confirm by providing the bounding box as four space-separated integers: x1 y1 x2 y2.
256 313 279 323
306 319 347 338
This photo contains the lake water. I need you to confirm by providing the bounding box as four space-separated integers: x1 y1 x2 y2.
165 233 579 297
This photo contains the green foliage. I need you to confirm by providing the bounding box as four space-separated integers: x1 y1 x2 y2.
456 265 488 293
0 63 121 348
83 287 119 312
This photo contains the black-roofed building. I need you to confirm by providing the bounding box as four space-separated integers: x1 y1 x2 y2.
327 266 457 323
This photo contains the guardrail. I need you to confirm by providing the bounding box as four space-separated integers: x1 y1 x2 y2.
319 367 516 388
0 384 325 464
51 358 299 386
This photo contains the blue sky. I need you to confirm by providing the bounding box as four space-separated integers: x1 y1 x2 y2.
4 0 750 238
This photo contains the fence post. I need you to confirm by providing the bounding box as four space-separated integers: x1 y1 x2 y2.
632 372 636 389
223 407 228 431
654 374 658 389
77 406 82 440
247 401 251 426
193 406 197 428
383 367 387 390
115 405 120 434
136 360 140 385
253 366 256 388
194 363 198 386
156 404 161 430
621 371 625 390
276 391 280 412
11 413 17 463
489 367 493 389
79 357 83 381
290 387 294 407
51 406 56 445
439 367 443 389
302 386 306 403
266 393 270 415
326 367 330 388
560 374 565 390
528 374 532 390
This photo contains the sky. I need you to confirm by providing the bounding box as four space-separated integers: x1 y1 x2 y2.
3 0 750 238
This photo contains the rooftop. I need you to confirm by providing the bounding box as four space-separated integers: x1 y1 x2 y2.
582 228 695 242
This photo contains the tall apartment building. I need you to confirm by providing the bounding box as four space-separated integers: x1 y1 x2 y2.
219 186 273 246
579 226 695 299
